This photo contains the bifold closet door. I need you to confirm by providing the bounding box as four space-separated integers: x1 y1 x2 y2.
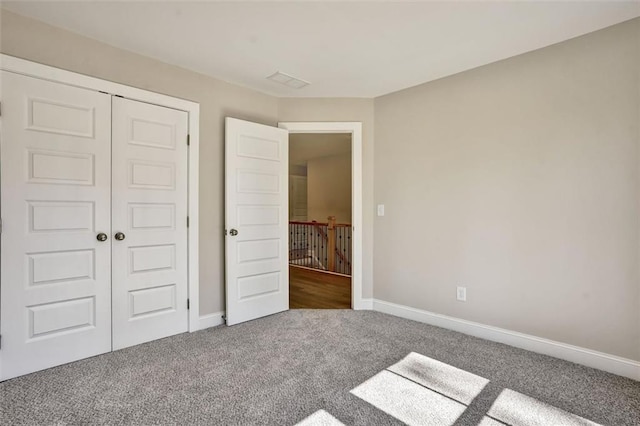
0 72 112 381
111 97 189 350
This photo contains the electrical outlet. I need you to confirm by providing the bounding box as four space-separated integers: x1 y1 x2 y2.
456 286 467 302
377 204 385 216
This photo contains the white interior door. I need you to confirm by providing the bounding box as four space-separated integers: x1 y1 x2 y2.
225 118 289 325
0 71 112 380
111 97 189 350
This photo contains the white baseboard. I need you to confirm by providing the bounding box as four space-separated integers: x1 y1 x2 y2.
372 299 640 381
354 298 373 310
198 311 226 330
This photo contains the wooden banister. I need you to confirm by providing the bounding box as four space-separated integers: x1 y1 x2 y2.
289 220 350 227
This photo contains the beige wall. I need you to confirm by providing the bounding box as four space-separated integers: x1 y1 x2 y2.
307 153 352 224
3 8 638 361
374 19 640 360
279 98 375 299
0 10 280 316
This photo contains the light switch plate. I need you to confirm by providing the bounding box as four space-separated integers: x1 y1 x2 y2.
377 204 385 216
456 286 467 302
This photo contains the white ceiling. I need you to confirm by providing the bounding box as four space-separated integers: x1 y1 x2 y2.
3 1 639 98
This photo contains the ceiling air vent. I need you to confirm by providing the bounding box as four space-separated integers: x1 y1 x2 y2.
266 71 310 89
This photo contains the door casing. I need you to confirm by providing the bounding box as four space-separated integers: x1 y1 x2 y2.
278 122 365 310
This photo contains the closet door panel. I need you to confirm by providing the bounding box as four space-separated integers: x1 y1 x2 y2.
111 97 189 350
0 72 112 381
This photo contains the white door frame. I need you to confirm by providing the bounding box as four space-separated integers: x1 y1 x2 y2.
0 54 201 331
278 122 365 310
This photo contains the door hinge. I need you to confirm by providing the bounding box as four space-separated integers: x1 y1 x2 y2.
187 134 190 146
0 101 2 117
187 299 190 310
187 216 190 228
0 218 3 234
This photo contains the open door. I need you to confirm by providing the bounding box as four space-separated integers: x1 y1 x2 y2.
225 118 289 325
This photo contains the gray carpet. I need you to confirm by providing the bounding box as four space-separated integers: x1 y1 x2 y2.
1 310 639 425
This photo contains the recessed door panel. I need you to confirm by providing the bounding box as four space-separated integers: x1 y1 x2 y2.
0 71 112 381
28 249 95 286
129 118 176 150
129 284 177 318
129 203 175 230
28 201 94 233
237 239 280 264
237 134 281 161
111 97 188 350
28 150 94 185
237 272 280 300
129 160 175 190
237 170 279 193
129 244 176 274
27 97 95 138
28 297 96 339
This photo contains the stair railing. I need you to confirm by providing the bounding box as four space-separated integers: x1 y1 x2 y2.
289 216 352 276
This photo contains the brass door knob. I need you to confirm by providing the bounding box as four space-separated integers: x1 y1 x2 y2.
114 232 126 241
96 233 108 242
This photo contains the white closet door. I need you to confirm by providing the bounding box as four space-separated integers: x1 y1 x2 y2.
0 71 112 380
111 97 189 350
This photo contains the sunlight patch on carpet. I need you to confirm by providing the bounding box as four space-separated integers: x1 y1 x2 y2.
483 389 601 426
350 370 467 426
295 409 345 426
388 351 489 405
350 352 490 425
348 352 602 426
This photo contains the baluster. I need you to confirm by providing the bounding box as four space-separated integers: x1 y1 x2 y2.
327 216 336 272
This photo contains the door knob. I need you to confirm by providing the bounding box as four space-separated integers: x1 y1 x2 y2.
96 233 108 242
229 229 238 236
114 232 126 241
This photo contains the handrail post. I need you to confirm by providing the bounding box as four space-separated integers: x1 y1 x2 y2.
327 216 336 272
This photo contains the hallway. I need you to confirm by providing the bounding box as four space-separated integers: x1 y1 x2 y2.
289 266 351 309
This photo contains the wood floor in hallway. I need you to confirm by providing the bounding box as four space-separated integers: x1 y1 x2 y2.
289 266 351 309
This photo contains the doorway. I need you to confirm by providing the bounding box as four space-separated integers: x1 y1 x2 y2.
224 120 364 325
288 133 352 309
279 122 364 310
